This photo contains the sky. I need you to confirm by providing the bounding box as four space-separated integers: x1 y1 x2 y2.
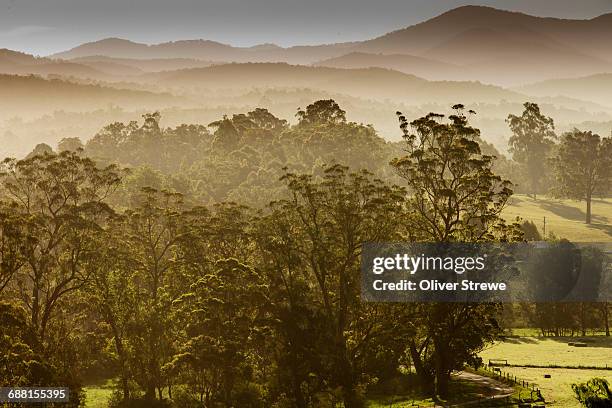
2 0 612 56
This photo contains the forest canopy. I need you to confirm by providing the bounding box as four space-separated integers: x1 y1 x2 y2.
0 99 610 407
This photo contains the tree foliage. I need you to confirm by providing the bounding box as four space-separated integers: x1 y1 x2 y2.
551 129 612 223
3 99 609 407
391 105 521 397
573 378 612 407
507 102 557 198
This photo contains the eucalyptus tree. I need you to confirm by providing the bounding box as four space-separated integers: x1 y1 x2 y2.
122 188 186 400
506 102 557 199
392 105 522 397
0 201 25 294
84 215 140 402
255 164 407 408
551 129 612 224
0 151 121 341
173 259 267 406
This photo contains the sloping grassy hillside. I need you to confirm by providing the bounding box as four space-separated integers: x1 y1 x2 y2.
503 195 612 242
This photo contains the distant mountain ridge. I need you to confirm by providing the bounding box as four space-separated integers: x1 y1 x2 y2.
517 73 612 108
0 48 107 77
69 55 219 74
140 62 526 105
0 48 218 78
0 73 192 120
52 38 357 65
356 6 612 57
48 6 612 85
313 52 464 81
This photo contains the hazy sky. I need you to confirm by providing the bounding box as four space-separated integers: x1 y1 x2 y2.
2 0 612 56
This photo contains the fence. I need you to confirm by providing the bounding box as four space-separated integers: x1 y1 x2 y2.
483 363 544 404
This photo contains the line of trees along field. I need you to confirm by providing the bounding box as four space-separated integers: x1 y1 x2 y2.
0 100 610 407
507 102 612 223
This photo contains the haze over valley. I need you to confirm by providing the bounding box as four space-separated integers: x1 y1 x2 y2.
2 5 612 157
2 3 612 406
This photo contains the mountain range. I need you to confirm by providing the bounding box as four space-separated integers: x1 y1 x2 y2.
2 4 612 158
139 63 525 105
46 5 612 86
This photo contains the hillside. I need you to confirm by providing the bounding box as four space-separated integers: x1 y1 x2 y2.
0 74 192 120
50 6 612 86
0 48 109 78
1 48 220 78
355 6 612 85
517 73 612 108
144 62 525 104
503 195 612 241
357 6 612 60
69 56 217 73
313 52 463 81
52 38 357 65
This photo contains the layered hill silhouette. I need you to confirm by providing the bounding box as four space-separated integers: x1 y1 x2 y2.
1 48 221 78
518 73 612 108
141 62 525 104
69 56 218 74
3 4 612 159
0 74 192 120
354 7 612 84
313 52 464 81
0 49 108 78
49 6 612 85
52 38 356 66
355 6 612 59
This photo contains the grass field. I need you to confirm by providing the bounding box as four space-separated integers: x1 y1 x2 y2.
84 374 524 408
481 336 612 367
83 379 115 408
481 336 612 407
507 328 610 337
502 367 611 407
503 195 612 242
366 371 523 407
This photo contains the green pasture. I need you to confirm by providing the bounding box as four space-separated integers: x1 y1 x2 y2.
502 367 611 407
83 379 115 408
481 336 612 368
481 336 612 407
503 195 612 242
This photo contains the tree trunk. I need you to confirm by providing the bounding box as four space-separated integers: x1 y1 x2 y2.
433 339 450 398
290 366 307 408
144 386 156 401
435 369 450 399
586 196 592 224
604 303 610 337
119 377 129 402
342 385 362 408
409 340 435 395
108 314 130 401
337 340 362 408
581 303 587 337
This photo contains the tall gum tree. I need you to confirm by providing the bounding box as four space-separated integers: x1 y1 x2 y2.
255 164 407 408
0 151 121 341
391 105 522 398
506 102 557 199
551 129 612 224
